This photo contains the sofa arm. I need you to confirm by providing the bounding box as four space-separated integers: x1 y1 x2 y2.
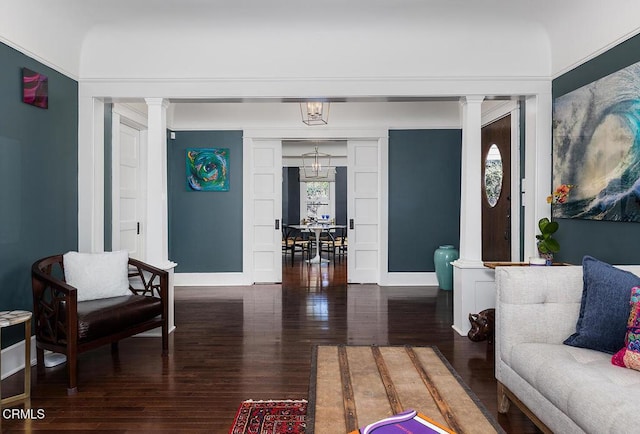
495 266 584 367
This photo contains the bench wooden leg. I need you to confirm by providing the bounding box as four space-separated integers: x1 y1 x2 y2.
36 347 45 377
497 381 510 413
67 347 78 395
162 323 169 356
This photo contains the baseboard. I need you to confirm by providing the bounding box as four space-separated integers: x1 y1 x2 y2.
451 325 468 337
135 325 176 337
379 272 438 286
1 338 36 380
174 272 251 286
175 272 439 287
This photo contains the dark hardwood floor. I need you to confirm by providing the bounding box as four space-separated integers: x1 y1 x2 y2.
1 256 540 433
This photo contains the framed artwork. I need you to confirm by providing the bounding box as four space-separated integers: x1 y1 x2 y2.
22 67 48 109
552 61 640 222
186 148 229 191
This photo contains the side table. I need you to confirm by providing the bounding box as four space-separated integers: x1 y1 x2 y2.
0 310 32 408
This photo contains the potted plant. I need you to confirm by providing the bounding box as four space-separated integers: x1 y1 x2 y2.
536 217 559 265
536 184 574 265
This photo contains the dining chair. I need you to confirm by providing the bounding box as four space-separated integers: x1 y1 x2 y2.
319 230 337 262
333 227 348 262
283 226 310 266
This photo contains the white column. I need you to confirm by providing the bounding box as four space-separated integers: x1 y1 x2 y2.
144 98 172 267
524 93 553 259
457 95 485 264
77 94 105 253
451 95 490 337
145 98 177 334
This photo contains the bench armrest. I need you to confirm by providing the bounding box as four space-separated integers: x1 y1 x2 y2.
31 258 78 347
127 258 169 331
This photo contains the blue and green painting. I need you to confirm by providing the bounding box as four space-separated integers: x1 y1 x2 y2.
186 148 229 191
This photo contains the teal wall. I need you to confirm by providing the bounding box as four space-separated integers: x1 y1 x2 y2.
168 130 243 272
552 33 640 265
388 129 462 271
0 42 78 348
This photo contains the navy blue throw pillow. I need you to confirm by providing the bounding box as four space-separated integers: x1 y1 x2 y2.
564 256 640 354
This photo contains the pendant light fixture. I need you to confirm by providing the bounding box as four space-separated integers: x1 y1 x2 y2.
300 101 330 126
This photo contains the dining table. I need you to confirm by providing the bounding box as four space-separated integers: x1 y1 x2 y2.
288 223 347 264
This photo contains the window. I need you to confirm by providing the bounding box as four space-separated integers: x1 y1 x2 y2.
300 181 336 221
484 144 503 207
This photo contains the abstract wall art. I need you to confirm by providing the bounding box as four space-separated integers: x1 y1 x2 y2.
552 61 640 222
22 67 48 109
186 148 229 191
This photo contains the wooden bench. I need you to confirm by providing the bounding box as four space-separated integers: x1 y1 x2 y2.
31 254 168 394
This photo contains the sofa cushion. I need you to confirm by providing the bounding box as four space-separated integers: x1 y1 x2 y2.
511 342 640 433
563 256 640 354
76 295 162 342
63 251 132 302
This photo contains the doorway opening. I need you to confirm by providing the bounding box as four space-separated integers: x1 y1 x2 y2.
282 140 348 288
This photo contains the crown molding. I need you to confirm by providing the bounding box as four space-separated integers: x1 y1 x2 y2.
0 36 78 80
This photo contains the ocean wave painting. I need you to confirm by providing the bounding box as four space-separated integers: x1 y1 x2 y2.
186 148 229 191
553 61 640 222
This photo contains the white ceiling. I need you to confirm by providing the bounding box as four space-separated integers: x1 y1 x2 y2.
2 1 640 80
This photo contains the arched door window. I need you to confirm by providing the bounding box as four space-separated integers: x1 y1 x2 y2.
484 144 503 207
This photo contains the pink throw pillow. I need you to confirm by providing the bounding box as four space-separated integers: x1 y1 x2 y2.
612 286 640 370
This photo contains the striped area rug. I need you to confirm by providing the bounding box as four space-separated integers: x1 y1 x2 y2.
307 345 504 434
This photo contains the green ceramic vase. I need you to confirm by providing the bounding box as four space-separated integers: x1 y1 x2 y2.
434 245 459 291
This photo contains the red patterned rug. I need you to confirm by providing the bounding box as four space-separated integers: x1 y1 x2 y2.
229 400 307 434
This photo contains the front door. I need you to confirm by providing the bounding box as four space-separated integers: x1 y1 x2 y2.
481 115 511 262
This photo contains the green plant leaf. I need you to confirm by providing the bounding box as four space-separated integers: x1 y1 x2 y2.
545 238 560 253
538 217 550 232
542 221 559 235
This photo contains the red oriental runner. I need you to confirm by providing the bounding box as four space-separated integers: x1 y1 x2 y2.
229 400 307 434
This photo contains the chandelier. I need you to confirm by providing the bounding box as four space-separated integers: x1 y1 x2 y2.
300 101 330 126
301 146 333 180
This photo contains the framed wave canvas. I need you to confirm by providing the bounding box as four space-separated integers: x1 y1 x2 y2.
186 148 229 191
552 61 640 222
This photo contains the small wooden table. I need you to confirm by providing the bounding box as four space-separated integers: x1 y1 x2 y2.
0 310 32 408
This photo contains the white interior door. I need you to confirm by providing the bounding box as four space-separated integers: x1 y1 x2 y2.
113 121 144 259
250 139 282 283
347 139 380 283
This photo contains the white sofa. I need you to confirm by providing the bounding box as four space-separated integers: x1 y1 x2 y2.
495 265 640 434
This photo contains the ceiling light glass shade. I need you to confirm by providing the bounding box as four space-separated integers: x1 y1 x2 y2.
301 146 333 179
300 102 330 125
